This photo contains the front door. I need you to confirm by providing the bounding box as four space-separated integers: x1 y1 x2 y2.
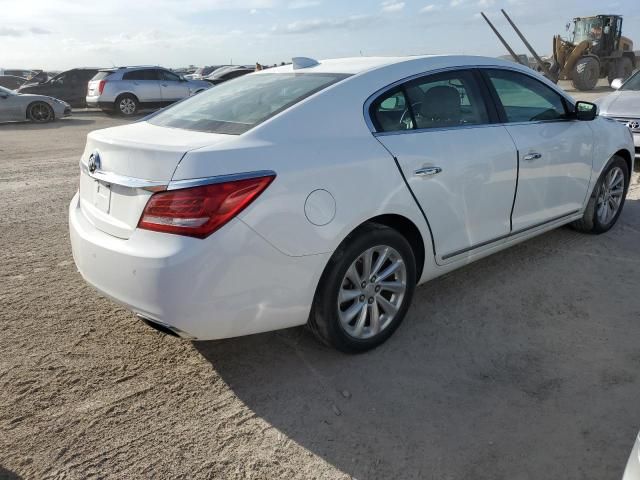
371 69 518 262
158 70 189 103
482 69 594 231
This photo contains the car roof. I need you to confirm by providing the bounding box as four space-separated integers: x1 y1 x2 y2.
258 55 520 76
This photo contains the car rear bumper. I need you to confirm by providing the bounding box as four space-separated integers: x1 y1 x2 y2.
86 97 113 110
68 192 328 340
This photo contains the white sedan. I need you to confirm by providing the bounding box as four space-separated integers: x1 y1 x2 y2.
69 55 634 352
0 85 71 123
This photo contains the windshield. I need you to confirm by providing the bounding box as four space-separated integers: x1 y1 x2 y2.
573 17 603 44
149 72 349 134
620 71 640 91
0 86 16 95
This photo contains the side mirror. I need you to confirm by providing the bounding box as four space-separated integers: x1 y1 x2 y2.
0 93 8 99
575 101 598 121
611 78 624 90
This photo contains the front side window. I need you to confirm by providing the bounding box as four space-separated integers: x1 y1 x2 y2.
620 71 640 91
486 69 568 123
160 70 180 82
149 72 348 135
370 70 489 132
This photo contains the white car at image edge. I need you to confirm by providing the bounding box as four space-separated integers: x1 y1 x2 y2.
69 55 634 352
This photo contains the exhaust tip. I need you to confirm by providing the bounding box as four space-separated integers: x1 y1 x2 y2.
137 315 196 340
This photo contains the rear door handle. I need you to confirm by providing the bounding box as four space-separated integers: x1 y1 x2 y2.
523 153 542 161
414 166 442 177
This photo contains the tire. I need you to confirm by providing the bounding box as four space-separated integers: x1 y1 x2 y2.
571 156 629 234
27 102 54 123
114 94 138 116
308 223 417 353
571 57 600 91
608 57 634 85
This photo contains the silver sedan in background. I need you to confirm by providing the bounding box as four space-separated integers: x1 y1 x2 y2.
0 86 71 123
598 72 640 160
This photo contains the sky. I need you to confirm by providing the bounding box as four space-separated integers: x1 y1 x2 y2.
1 0 639 70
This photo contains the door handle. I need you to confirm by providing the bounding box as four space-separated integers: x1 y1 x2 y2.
414 166 442 177
523 153 542 161
161 83 168 87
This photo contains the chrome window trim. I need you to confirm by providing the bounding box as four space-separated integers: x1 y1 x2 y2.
166 170 276 190
363 64 576 135
80 161 275 192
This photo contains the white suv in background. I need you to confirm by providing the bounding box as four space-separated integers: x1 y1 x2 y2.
86 66 211 116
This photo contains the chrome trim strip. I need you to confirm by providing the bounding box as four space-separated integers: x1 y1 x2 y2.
440 210 580 260
80 161 168 192
166 170 276 190
81 161 276 193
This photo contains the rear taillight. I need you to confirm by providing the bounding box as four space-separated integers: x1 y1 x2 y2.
138 175 275 238
98 80 106 94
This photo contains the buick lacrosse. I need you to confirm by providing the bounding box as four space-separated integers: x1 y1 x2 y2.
70 55 634 352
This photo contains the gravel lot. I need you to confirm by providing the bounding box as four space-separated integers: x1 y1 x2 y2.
1 84 640 479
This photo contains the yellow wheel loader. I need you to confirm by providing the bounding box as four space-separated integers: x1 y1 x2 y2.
483 10 636 91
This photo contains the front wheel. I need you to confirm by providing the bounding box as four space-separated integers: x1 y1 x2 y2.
571 57 600 91
572 156 629 234
28 102 54 123
308 223 417 353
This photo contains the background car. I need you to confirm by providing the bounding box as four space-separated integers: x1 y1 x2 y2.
69 55 633 352
18 68 99 108
0 75 27 90
598 70 640 160
204 66 253 85
184 65 220 80
0 85 71 123
86 66 211 116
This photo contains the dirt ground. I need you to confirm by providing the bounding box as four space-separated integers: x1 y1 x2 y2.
1 88 640 479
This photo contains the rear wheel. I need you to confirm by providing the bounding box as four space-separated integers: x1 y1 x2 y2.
572 56 600 91
115 94 138 116
308 223 416 353
28 102 54 123
571 156 629 234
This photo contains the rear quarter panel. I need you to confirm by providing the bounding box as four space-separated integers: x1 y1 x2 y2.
171 70 434 268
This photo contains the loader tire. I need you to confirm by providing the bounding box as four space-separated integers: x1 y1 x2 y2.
571 57 600 91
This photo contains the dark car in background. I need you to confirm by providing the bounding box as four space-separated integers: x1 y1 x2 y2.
204 66 253 85
18 68 100 107
0 75 27 90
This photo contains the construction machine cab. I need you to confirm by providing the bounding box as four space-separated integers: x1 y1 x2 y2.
572 15 623 56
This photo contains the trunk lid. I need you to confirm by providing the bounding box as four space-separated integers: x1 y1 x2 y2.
78 121 235 239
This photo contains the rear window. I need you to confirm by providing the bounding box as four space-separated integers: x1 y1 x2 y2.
148 72 349 135
92 71 114 81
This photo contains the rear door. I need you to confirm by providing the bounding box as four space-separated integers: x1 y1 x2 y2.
158 70 189 102
122 69 162 103
482 68 593 231
372 69 518 263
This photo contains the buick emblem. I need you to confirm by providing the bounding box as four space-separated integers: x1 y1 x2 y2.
88 152 101 173
627 120 640 130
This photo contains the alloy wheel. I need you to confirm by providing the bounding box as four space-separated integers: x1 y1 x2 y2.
337 245 407 340
596 166 625 225
30 103 52 122
119 98 136 115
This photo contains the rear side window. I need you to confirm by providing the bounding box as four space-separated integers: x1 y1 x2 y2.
91 71 113 81
123 69 158 81
371 70 489 132
486 69 568 122
149 72 349 135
